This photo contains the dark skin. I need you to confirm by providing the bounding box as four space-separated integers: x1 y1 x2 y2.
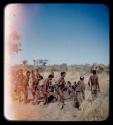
33 76 43 104
36 69 40 79
16 70 25 101
43 77 53 105
57 73 66 104
23 72 30 103
88 74 100 91
88 72 100 100
67 81 72 95
31 72 37 100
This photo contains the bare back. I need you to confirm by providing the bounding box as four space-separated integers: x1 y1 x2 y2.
90 75 99 90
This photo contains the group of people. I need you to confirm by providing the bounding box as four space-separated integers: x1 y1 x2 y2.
14 69 100 110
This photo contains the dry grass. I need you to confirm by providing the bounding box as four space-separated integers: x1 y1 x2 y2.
5 70 109 121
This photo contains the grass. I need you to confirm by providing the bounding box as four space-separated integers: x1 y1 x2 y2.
6 65 109 121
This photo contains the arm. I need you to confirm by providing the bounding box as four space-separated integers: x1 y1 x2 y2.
88 76 91 87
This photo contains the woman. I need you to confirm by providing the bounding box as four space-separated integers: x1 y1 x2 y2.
16 69 25 102
23 71 30 103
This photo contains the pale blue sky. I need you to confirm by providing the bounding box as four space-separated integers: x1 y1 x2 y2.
12 4 109 65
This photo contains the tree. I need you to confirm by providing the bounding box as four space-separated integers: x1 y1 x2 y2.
23 60 28 66
38 59 48 66
36 59 39 66
39 59 43 65
33 60 36 66
42 59 48 66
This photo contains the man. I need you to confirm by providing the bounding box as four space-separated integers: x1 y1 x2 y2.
23 71 30 103
74 76 85 110
43 74 54 105
88 70 100 101
56 72 66 109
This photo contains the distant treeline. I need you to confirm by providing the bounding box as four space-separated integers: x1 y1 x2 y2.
12 63 109 74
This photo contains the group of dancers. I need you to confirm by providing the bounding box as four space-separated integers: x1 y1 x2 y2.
13 69 100 109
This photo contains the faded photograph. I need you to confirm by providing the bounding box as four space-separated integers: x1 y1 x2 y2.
4 4 109 121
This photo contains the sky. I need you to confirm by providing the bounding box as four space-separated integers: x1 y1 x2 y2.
7 4 109 65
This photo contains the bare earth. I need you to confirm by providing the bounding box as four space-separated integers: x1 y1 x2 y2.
4 71 109 121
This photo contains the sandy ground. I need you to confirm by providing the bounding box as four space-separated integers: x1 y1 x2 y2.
4 71 109 121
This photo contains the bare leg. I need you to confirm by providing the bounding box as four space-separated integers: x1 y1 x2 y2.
43 92 48 105
24 87 28 103
32 91 35 101
58 90 65 109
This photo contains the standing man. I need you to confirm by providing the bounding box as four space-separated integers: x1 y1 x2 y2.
57 72 66 109
16 69 25 102
88 70 100 101
23 71 30 103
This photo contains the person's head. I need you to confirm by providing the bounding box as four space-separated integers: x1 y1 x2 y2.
39 75 43 80
92 70 96 75
74 81 76 85
48 74 54 80
51 71 54 75
80 76 84 81
60 72 66 77
26 71 30 77
67 81 71 85
50 72 54 78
